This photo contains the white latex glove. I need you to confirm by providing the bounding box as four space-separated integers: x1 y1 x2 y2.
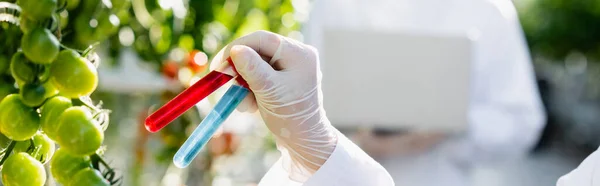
210 31 338 182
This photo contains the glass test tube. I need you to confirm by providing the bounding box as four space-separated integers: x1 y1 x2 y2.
173 78 250 168
145 58 240 133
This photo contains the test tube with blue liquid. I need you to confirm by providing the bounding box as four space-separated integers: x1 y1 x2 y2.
173 77 250 168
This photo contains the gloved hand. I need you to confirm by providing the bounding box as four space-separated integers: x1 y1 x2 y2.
210 30 338 182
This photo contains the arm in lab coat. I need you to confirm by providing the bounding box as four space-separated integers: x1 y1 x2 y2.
556 147 600 186
258 129 395 186
461 0 546 164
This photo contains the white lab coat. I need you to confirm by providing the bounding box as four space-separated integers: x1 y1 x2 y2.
258 129 395 186
299 0 546 185
556 147 600 186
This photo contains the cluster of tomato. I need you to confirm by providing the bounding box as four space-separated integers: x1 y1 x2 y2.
0 0 119 185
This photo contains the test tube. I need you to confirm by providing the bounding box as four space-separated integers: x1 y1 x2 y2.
173 78 250 168
145 58 242 133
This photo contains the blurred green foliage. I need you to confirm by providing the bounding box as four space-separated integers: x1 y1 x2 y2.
517 0 600 61
108 0 298 69
59 0 130 48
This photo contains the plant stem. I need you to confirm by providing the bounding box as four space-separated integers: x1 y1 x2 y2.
92 153 111 168
0 140 16 166
82 43 100 57
59 43 84 53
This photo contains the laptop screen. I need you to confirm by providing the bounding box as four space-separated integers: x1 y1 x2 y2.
320 29 473 132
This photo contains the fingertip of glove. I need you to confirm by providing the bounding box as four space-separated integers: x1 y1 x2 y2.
230 45 252 62
230 45 245 53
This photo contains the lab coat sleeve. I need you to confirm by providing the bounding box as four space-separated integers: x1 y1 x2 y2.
258 129 394 186
556 147 600 186
457 0 547 164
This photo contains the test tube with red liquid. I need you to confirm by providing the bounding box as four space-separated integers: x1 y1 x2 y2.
145 58 247 132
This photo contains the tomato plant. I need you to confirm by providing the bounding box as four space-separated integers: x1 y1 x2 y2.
19 83 47 107
50 148 92 184
50 49 98 98
69 167 111 186
40 96 72 140
0 94 40 141
17 0 57 20
0 0 124 185
10 51 36 83
55 106 104 155
1 152 46 186
21 28 60 64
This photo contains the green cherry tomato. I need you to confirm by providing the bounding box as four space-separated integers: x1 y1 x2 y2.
40 96 71 140
17 0 57 20
0 94 40 141
1 152 46 186
68 167 110 186
55 106 103 155
13 134 55 164
50 148 91 185
20 83 47 107
10 51 36 83
21 28 60 64
50 50 98 98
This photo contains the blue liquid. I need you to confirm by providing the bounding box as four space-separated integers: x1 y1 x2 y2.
173 85 249 168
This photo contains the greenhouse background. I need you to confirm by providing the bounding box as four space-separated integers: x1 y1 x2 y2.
1 0 600 185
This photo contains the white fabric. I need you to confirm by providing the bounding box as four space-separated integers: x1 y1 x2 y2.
556 147 600 186
259 129 395 186
302 0 546 185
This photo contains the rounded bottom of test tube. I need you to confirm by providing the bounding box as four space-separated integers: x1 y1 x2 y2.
144 118 160 133
173 157 190 168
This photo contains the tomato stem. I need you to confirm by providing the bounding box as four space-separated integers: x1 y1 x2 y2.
82 43 100 58
58 43 84 53
91 153 122 185
95 153 110 167
90 153 101 170
78 96 99 111
27 138 35 153
0 140 16 166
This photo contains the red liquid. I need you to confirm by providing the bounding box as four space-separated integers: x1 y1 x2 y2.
145 71 234 132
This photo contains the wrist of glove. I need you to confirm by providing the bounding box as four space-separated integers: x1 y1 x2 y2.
262 93 338 182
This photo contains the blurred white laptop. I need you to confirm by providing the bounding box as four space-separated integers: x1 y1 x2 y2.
320 30 473 132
